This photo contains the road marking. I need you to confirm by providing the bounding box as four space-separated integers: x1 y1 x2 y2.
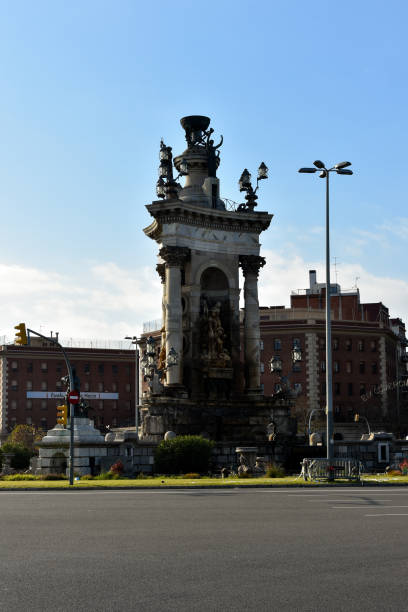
308 499 394 502
365 514 408 517
332 505 408 509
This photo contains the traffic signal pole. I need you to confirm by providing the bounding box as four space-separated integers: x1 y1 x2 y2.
26 328 76 485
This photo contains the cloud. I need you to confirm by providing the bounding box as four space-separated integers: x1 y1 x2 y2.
1 255 407 344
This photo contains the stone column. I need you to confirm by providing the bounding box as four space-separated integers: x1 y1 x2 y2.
239 255 265 394
159 246 190 387
156 263 166 359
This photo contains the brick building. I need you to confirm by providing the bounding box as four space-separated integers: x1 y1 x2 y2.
259 271 408 434
0 336 136 438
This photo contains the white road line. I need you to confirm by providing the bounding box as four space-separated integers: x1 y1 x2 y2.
308 499 393 502
332 505 408 509
365 514 408 517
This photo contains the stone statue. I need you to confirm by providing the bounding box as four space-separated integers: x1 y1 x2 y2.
202 300 231 367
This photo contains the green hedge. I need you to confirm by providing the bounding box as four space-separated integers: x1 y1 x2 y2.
154 436 214 475
1 443 32 470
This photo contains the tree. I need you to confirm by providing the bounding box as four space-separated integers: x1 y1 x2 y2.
154 435 214 474
6 425 43 454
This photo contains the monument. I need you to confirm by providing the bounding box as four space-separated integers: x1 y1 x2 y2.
139 115 296 450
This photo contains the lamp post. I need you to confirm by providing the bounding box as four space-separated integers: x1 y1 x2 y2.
125 335 140 437
269 345 302 396
140 335 179 392
299 160 353 462
238 162 268 211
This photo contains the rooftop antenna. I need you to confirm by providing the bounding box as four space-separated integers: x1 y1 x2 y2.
354 276 360 290
333 257 340 285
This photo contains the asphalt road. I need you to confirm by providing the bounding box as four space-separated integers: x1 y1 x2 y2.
1 487 407 612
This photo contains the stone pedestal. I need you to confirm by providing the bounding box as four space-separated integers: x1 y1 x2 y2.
35 418 108 476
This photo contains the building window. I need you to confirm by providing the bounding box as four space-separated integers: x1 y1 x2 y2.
11 380 18 391
125 383 131 393
334 404 341 415
126 400 131 411
259 340 264 351
98 382 104 392
40 418 48 430
41 362 48 372
294 383 302 394
112 364 118 375
125 365 131 376
112 417 118 427
346 361 352 374
26 380 33 390
372 362 378 374
321 361 326 372
319 338 325 350
98 400 103 410
26 416 32 425
359 383 366 396
26 400 33 410
9 418 16 430
333 338 339 350
260 383 264 392
112 382 118 392
370 340 377 352
56 362 63 374
359 361 365 374
98 364 104 375
11 360 18 371
334 382 341 395
112 401 118 410
26 361 33 373
358 340 365 352
334 361 340 373
41 381 47 391
56 380 62 390
292 363 301 373
348 383 353 396
273 339 281 351
10 400 17 410
84 381 90 392
346 339 352 351
293 338 301 349
84 363 90 375
41 400 47 410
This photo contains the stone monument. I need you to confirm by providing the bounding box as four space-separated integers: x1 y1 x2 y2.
139 115 296 449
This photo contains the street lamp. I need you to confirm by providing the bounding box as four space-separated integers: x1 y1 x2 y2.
299 160 353 462
268 347 302 396
140 335 179 391
156 139 188 200
125 335 140 437
238 162 269 211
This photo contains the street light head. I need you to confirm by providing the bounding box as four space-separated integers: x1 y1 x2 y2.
179 158 189 176
313 160 325 169
298 167 317 173
334 161 351 169
336 168 353 175
239 169 251 191
257 162 268 181
318 170 326 178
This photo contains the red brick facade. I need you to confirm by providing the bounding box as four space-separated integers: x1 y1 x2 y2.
0 341 136 436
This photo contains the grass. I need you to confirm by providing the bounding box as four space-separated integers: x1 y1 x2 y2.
0 474 408 489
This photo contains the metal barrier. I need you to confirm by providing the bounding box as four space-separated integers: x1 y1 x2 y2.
300 458 361 482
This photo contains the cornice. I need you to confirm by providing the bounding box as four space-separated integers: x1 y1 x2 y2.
143 200 272 238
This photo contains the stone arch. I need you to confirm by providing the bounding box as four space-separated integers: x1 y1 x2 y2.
194 260 237 289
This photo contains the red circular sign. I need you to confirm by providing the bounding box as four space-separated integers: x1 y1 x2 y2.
68 390 80 404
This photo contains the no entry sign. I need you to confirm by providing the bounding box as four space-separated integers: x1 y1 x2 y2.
68 390 80 404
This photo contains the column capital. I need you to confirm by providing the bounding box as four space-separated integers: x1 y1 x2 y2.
156 263 166 283
159 246 190 267
239 255 266 277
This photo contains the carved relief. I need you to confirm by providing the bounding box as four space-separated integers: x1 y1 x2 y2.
200 300 231 369
159 245 190 267
156 263 166 283
239 254 266 277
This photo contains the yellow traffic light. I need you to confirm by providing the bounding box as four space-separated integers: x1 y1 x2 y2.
56 404 68 426
14 323 28 346
354 413 360 423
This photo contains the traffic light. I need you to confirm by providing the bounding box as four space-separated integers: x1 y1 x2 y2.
354 413 360 423
14 323 28 346
56 404 68 426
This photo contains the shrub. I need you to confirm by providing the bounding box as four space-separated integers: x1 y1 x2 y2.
94 471 120 480
265 463 286 478
110 460 124 475
80 474 94 480
40 473 67 480
3 474 39 481
387 469 402 476
1 443 32 470
183 473 201 479
237 471 251 478
399 459 408 476
154 435 214 475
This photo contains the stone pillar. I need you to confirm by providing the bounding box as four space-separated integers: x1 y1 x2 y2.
239 255 265 394
156 263 166 361
159 246 190 387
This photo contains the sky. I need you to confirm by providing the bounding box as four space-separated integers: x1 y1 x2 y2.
0 0 407 342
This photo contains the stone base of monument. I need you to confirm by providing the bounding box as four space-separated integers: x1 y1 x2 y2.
34 418 108 476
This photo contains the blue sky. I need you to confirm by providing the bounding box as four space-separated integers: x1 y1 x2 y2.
0 0 407 340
